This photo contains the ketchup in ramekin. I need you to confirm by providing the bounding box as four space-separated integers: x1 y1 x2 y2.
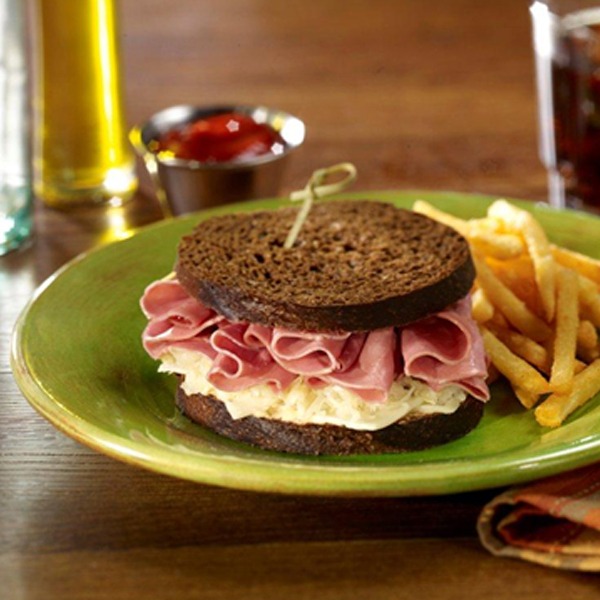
154 112 286 163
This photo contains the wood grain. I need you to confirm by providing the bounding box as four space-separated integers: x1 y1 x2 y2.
1 0 596 597
2 539 597 600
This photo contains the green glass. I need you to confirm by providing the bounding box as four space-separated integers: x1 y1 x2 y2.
11 192 600 495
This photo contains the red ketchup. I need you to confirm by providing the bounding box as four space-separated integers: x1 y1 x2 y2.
156 112 285 163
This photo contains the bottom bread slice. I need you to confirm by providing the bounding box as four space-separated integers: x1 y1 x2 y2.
176 386 484 455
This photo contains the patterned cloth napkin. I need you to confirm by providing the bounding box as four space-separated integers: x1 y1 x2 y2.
477 463 600 571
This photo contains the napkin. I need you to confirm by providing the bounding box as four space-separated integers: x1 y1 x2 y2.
477 463 600 571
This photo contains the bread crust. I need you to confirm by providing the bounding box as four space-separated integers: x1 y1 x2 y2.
176 386 484 455
175 200 475 332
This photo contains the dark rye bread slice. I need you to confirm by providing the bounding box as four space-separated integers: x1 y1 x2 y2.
175 200 475 332
176 385 484 455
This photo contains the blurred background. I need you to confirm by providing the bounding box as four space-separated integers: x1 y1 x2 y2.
120 0 544 202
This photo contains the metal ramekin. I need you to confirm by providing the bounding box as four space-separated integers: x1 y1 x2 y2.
130 104 305 216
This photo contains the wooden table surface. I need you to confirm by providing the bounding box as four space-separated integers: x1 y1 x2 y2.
2 0 599 597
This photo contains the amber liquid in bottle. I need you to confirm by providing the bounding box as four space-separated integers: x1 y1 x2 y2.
32 0 137 207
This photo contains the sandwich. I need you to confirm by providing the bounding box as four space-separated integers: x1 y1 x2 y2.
140 200 490 455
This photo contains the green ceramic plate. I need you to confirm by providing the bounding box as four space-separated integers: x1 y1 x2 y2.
11 191 600 496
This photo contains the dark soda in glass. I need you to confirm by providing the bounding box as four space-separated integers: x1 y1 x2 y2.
551 9 600 212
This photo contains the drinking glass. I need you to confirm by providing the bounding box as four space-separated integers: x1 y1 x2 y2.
0 0 32 255
531 0 600 213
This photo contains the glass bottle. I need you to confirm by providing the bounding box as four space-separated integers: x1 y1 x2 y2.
31 0 137 208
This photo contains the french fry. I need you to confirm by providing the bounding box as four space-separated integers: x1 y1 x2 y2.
491 325 587 375
480 327 550 396
491 326 550 373
549 268 579 395
578 345 600 364
488 255 543 317
487 200 556 322
488 310 510 330
473 253 552 342
471 287 495 323
468 227 524 260
413 200 470 236
514 387 540 410
552 244 600 286
578 274 600 326
412 197 600 429
413 200 524 259
577 320 598 351
535 359 600 427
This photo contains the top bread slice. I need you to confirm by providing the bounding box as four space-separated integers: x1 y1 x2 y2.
175 200 475 332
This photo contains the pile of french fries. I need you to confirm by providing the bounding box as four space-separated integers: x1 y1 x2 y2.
413 199 600 428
